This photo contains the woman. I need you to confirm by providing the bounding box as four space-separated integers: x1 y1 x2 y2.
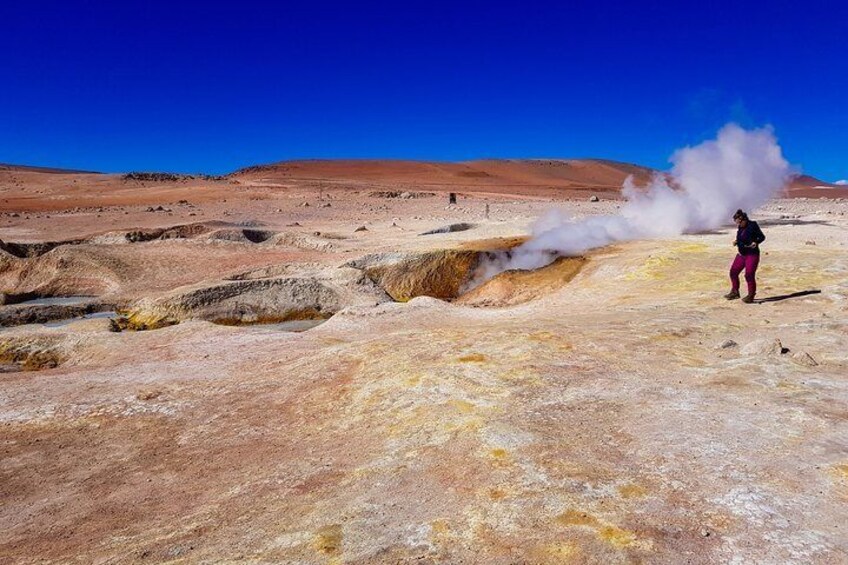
725 209 765 303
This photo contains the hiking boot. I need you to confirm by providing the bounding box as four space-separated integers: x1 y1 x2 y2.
724 290 740 300
741 294 755 304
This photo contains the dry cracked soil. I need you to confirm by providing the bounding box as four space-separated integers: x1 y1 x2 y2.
1 165 848 564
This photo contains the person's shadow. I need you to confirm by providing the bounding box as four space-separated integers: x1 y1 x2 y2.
755 290 821 303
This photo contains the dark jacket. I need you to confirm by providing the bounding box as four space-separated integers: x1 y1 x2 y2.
737 220 765 256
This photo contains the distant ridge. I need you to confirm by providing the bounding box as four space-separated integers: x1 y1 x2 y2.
229 158 658 194
0 163 102 174
1 159 839 196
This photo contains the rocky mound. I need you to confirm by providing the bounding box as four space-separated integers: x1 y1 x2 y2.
0 334 66 371
457 256 587 307
347 250 482 302
119 268 390 329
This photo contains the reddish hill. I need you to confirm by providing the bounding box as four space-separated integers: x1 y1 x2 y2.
231 158 657 196
232 158 846 198
784 174 842 197
465 159 655 189
2 159 843 210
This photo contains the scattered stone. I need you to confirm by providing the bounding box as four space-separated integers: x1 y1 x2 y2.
589 195 600 202
805 240 816 245
136 390 162 401
791 352 819 367
717 339 738 349
123 172 222 182
300 202 310 207
369 191 435 199
420 222 475 236
321 202 331 208
354 226 368 232
741 338 788 356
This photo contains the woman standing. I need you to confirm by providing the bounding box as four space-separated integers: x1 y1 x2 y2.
725 209 765 303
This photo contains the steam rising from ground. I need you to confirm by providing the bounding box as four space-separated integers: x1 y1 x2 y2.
473 124 793 283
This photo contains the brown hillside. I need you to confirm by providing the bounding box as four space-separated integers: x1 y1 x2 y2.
231 158 658 196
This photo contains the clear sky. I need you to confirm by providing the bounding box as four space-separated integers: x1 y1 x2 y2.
2 1 846 180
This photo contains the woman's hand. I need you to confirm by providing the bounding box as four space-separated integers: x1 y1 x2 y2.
732 239 737 246
748 241 758 248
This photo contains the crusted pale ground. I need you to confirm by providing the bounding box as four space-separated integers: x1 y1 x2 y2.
1 171 847 564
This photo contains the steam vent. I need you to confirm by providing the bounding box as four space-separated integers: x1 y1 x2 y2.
2 158 848 565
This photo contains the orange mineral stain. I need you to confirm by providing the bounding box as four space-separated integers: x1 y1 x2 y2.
458 353 487 363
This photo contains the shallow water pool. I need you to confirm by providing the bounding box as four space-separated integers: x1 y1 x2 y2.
44 311 117 327
11 296 95 307
242 319 326 332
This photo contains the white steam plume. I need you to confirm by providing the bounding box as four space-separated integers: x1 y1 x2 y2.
473 123 793 282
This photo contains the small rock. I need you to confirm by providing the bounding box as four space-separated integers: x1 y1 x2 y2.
791 352 818 367
321 202 331 208
589 195 600 202
717 339 738 349
741 338 788 356
354 226 368 232
300 202 310 207
805 240 816 245
136 390 162 401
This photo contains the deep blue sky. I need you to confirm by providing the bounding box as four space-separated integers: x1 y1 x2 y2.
3 1 846 179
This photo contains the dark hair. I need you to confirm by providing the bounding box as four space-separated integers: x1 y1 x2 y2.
733 209 748 221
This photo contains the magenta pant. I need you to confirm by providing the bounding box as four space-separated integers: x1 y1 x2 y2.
730 253 760 296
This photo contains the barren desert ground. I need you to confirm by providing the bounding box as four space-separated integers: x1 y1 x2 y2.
1 161 848 564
